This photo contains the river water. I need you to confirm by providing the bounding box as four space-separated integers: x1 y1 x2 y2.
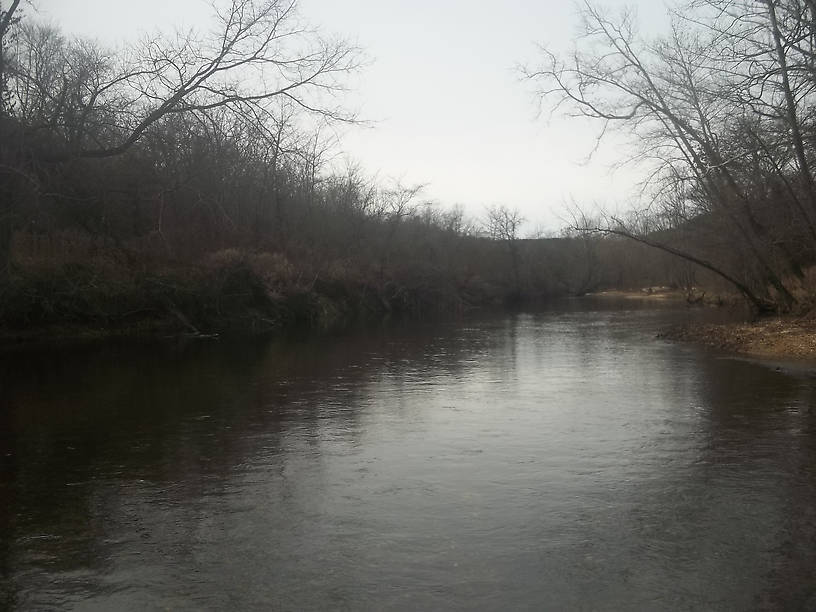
2 300 816 610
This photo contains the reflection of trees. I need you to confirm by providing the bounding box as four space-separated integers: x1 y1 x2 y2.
5 312 816 608
0 321 485 604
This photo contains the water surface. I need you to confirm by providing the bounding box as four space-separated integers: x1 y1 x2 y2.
2 301 816 610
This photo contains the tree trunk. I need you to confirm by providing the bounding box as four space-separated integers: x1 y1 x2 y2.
591 226 776 314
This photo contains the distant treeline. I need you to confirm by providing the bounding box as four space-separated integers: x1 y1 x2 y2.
0 1 718 336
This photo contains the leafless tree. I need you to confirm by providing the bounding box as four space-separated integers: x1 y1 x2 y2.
485 204 525 294
0 0 21 114
0 0 361 272
7 0 360 161
522 0 816 311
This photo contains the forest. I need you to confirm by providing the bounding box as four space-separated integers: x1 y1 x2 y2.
1 0 814 337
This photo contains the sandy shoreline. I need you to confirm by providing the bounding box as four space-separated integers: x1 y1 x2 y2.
662 317 816 362
590 289 816 362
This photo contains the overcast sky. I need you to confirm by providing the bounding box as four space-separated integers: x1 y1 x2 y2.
34 0 671 233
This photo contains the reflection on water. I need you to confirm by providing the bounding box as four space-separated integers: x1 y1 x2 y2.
1 300 816 610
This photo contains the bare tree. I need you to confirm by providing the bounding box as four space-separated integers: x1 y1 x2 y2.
372 181 424 282
7 0 360 161
522 0 816 311
0 0 361 272
485 205 525 294
0 0 21 115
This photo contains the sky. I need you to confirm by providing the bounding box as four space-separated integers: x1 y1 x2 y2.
33 0 672 234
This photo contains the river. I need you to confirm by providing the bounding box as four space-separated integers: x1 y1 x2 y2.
2 299 816 610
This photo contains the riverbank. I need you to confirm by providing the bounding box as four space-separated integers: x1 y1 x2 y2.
0 252 517 345
592 287 689 301
662 316 816 361
591 287 725 305
590 287 816 362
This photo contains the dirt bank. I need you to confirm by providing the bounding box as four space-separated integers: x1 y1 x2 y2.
592 287 689 301
591 288 816 361
662 317 816 360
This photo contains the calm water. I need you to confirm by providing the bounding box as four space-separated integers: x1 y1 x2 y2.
2 300 816 610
